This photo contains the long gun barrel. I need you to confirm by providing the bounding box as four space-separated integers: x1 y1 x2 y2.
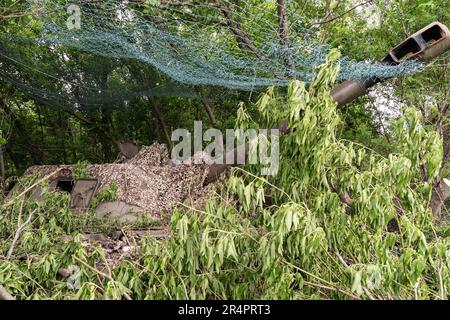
331 22 450 106
205 21 450 184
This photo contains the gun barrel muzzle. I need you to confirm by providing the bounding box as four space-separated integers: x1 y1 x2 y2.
331 21 450 107
384 21 450 64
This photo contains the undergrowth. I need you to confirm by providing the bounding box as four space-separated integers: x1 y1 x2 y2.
0 50 448 300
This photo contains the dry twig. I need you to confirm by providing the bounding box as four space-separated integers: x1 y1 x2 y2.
72 255 132 300
6 204 37 260
4 168 62 207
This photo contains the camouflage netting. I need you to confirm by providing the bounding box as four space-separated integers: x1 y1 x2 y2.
0 0 424 111
23 143 221 217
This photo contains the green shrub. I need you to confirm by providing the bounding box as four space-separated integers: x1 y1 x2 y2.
90 182 118 209
73 161 90 180
0 50 447 300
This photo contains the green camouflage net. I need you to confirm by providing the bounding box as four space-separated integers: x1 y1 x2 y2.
0 0 424 110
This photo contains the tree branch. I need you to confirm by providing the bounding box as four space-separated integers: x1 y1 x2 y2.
310 0 373 26
7 205 36 260
277 0 294 76
3 168 62 207
217 2 266 62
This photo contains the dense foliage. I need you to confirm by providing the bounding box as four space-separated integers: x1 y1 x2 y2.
0 0 449 300
1 53 448 299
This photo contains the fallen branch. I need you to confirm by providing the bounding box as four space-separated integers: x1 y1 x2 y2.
303 280 361 300
3 168 62 207
335 250 350 268
72 256 132 300
6 207 36 260
283 259 361 300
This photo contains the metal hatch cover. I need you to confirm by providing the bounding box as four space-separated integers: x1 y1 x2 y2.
70 179 99 210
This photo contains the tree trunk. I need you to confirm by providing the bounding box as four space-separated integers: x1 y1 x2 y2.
0 100 45 163
277 0 294 74
201 97 217 127
100 111 113 161
147 97 173 149
0 145 5 190
58 110 68 163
